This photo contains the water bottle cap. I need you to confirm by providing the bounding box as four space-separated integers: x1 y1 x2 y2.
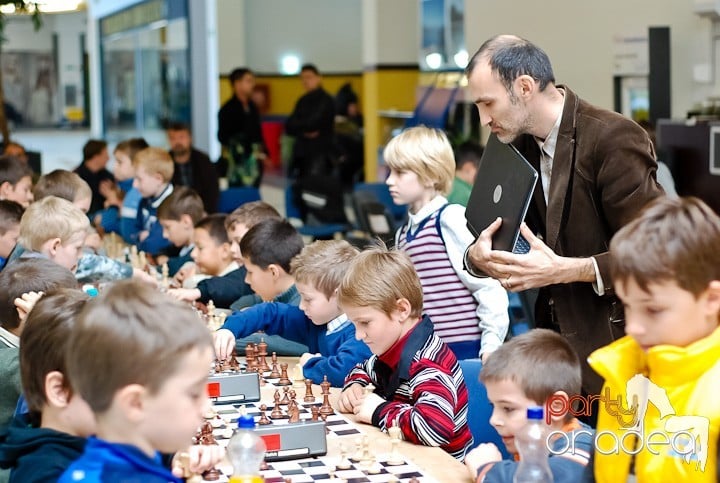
82 285 99 297
526 406 544 420
237 413 255 429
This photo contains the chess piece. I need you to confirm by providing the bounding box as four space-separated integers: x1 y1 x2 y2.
293 364 305 388
304 379 315 402
311 405 320 421
258 404 272 425
202 468 221 481
319 376 334 416
364 383 376 396
336 444 352 470
358 434 374 470
288 402 300 423
408 478 420 483
269 352 280 378
129 245 139 268
386 423 404 466
280 386 291 405
257 338 270 372
277 362 292 386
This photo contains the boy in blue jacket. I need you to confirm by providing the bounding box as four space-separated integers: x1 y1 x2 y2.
214 240 373 387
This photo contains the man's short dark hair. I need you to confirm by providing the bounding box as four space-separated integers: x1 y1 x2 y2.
301 64 320 75
240 219 303 273
0 200 24 235
82 139 108 162
229 67 253 84
0 258 77 330
454 141 484 170
166 121 191 133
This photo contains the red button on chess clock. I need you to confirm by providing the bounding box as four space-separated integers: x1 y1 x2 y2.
206 382 220 398
260 433 281 451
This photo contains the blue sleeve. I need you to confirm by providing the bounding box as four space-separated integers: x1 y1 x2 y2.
221 303 314 343
303 333 373 387
138 221 172 256
120 198 143 245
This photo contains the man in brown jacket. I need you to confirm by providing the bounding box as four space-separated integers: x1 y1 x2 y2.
464 35 664 396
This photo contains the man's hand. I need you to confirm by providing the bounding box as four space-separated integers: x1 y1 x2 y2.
213 329 236 361
337 383 364 414
464 443 503 478
468 222 595 291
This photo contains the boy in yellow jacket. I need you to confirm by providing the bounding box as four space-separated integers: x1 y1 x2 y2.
589 196 720 482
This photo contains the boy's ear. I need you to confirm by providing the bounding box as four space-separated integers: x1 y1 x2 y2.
268 263 281 279
394 297 412 320
115 384 147 423
704 280 720 316
0 181 12 197
45 371 71 408
180 214 194 227
41 237 63 257
547 390 569 425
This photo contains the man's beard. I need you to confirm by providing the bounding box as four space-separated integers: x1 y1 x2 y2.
172 146 190 158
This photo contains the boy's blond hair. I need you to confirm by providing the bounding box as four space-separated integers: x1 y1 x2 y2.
383 126 455 195
480 329 582 416
65 280 212 413
33 169 92 204
224 201 281 231
290 240 359 298
132 147 174 182
611 196 720 297
338 244 422 318
18 196 89 251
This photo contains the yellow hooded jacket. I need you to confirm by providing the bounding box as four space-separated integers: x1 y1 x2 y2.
588 327 720 482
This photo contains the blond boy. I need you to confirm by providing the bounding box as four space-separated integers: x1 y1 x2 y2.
131 147 175 256
214 240 372 386
33 169 92 214
337 246 472 459
59 280 222 482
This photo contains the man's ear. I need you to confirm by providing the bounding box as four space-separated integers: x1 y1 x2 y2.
45 371 71 408
515 75 536 99
114 384 147 423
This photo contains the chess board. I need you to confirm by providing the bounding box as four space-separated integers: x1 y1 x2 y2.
208 401 362 443
202 455 432 483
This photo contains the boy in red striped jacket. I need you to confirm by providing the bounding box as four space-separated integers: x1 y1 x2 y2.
337 246 473 460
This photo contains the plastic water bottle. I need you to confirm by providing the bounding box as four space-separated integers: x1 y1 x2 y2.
227 412 266 483
513 406 553 483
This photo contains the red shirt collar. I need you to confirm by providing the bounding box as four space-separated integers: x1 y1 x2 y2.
378 319 420 368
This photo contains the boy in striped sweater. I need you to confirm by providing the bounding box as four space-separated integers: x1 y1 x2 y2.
337 246 473 460
384 127 508 361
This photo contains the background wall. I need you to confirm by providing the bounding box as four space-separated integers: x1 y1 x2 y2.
463 0 711 117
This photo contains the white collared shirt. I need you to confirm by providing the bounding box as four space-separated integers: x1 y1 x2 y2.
0 326 19 348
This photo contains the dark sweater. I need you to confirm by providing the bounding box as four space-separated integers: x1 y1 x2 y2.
196 266 254 308
0 414 86 483
170 149 220 214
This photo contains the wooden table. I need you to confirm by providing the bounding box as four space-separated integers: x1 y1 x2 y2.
268 359 473 483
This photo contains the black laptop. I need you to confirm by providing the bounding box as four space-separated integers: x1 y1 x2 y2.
465 134 538 253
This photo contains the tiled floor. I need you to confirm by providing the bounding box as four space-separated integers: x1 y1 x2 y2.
11 128 287 216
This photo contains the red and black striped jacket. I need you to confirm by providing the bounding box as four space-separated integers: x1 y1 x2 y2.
343 316 473 460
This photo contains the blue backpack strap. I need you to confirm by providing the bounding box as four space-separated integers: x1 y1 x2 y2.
434 203 450 244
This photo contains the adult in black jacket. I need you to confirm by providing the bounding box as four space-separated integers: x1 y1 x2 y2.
166 122 220 214
217 68 266 188
285 64 336 179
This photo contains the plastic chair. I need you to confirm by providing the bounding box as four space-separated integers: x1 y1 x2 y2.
284 185 347 240
351 190 397 246
217 187 261 214
459 359 512 459
405 85 459 129
353 182 406 227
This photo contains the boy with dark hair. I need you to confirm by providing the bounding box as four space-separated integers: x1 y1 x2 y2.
464 329 593 482
234 218 308 355
59 280 222 482
0 258 77 431
0 289 93 482
0 156 33 208
73 139 113 216
214 240 372 386
157 186 206 277
0 200 23 270
589 196 720 482
337 246 473 460
168 201 279 308
448 141 483 206
131 147 175 256
181 214 238 289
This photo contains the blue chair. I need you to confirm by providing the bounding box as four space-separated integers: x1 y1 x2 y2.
217 187 261 213
284 185 347 240
405 85 459 129
459 359 512 459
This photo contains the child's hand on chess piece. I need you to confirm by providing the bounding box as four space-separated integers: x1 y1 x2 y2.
168 287 202 302
299 352 321 368
354 391 386 424
463 442 503 478
174 262 196 286
337 383 365 413
171 444 226 478
213 328 237 361
14 291 44 324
